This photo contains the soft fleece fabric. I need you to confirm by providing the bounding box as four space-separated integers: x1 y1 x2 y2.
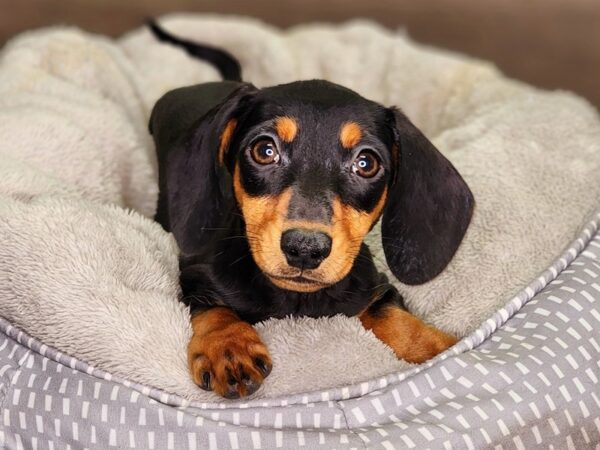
0 15 598 401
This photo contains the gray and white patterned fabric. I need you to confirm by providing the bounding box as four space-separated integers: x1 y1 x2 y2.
1 212 599 449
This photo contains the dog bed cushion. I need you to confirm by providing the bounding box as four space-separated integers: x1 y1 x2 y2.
1 212 598 448
0 14 599 445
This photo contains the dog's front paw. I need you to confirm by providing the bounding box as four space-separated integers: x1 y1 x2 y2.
360 305 458 364
188 320 272 399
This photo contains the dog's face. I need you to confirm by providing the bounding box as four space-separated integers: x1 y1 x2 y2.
153 80 474 290
223 83 395 292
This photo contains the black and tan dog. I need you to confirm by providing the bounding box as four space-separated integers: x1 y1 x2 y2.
148 22 475 399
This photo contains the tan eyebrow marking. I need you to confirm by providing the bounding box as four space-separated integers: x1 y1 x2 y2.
339 121 363 149
219 119 237 165
274 116 298 143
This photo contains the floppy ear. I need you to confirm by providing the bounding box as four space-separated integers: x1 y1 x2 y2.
381 108 475 285
150 81 256 256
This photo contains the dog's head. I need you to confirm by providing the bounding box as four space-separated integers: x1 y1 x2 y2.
154 80 474 291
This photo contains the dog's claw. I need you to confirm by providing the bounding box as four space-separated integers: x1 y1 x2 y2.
239 367 251 383
245 381 260 396
254 357 272 377
223 387 241 399
201 371 212 391
226 368 238 386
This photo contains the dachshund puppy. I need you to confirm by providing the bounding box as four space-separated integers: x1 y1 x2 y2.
148 22 475 399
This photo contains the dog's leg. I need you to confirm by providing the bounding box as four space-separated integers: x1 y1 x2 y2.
359 292 457 364
188 307 272 399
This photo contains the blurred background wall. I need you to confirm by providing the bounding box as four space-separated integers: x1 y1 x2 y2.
0 0 598 106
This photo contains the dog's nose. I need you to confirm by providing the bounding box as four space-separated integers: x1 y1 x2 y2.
280 229 332 270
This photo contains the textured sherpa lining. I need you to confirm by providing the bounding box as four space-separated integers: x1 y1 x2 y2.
0 14 599 401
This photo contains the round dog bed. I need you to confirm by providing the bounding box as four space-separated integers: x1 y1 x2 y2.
0 14 599 448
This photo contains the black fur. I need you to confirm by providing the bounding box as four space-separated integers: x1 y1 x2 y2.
151 81 255 254
382 108 475 284
147 19 242 82
148 22 475 323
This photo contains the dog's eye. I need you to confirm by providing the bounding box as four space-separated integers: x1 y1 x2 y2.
250 139 280 165
352 151 380 178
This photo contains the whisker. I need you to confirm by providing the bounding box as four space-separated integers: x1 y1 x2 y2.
228 252 251 268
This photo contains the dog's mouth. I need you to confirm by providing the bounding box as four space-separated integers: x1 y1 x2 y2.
271 274 324 284
266 272 331 292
